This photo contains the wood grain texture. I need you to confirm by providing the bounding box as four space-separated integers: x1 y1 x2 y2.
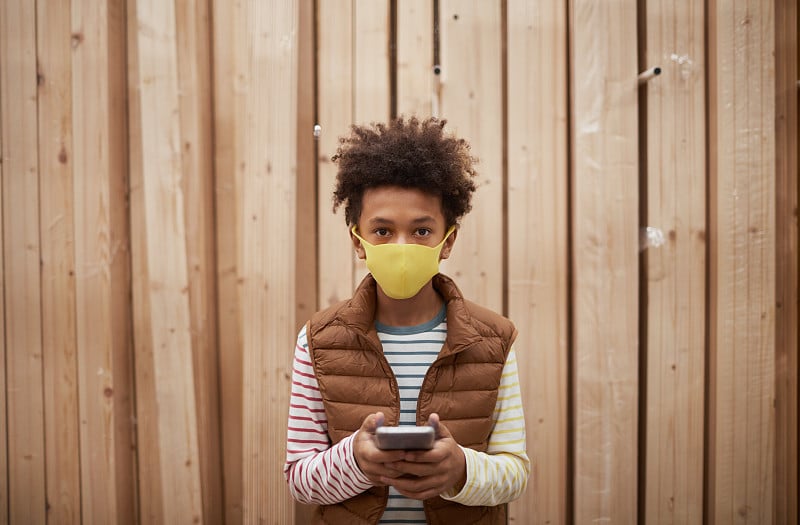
438 0 503 312
71 1 136 523
352 0 391 285
773 0 798 520
294 1 318 522
707 0 776 522
569 0 640 522
174 1 223 521
235 1 298 522
0 81 6 522
354 0 391 126
0 0 47 522
294 0 318 330
317 0 355 308
37 0 82 522
506 1 569 523
210 0 244 520
125 1 164 519
396 0 434 117
641 0 707 523
0 3 794 525
128 0 204 521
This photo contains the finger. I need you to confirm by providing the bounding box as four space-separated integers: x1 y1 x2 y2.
387 460 437 478
402 443 448 463
392 487 442 501
365 463 405 480
358 441 406 464
427 413 452 440
358 455 407 484
360 411 385 434
385 475 444 500
378 464 406 479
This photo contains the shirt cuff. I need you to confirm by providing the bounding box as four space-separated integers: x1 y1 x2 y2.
439 445 474 502
344 431 374 488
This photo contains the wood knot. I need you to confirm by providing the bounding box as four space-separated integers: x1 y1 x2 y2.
71 32 84 48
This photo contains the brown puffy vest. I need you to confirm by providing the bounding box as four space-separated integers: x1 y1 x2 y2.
306 274 517 524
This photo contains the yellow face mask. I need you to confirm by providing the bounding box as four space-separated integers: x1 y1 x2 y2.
352 226 455 300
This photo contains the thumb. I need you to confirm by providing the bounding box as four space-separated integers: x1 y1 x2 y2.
360 411 385 434
427 413 451 440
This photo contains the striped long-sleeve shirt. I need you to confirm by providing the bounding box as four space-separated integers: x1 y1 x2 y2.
284 307 530 523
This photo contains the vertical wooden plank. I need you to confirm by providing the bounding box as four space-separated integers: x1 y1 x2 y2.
0 104 6 523
127 0 204 521
210 0 244 521
72 0 137 522
317 0 354 308
774 0 798 521
0 125 6 523
315 0 390 292
354 0 390 125
352 0 391 284
396 0 434 117
37 0 82 522
569 0 640 522
0 0 47 522
237 1 298 521
174 1 223 522
295 0 317 333
506 1 569 523
438 0 503 312
125 4 164 519
707 0 776 523
294 3 317 521
641 0 707 523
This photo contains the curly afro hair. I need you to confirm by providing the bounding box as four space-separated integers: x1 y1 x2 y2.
331 116 478 227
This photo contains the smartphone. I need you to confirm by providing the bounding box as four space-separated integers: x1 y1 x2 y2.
374 425 435 450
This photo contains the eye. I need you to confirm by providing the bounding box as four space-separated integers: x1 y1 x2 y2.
374 228 390 237
416 228 432 237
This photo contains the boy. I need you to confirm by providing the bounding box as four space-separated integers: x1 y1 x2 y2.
284 117 530 524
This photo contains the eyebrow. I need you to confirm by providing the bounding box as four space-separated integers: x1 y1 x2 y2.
367 216 437 225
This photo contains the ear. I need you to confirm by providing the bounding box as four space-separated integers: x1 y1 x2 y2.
439 226 458 260
350 227 366 260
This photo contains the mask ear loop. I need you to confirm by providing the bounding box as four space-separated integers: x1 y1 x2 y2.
351 225 368 246
437 225 456 259
437 225 456 248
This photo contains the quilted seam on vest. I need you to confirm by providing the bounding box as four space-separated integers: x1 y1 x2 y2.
306 274 518 525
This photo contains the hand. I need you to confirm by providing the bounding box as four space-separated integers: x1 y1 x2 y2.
381 413 467 500
353 412 407 486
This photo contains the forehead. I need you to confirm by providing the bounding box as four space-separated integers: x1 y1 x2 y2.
360 186 445 224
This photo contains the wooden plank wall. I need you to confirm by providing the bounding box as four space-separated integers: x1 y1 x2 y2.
210 0 243 521
708 1 777 522
1 3 46 523
38 2 81 523
774 0 798 522
437 1 505 312
212 1 299 522
128 0 205 521
506 1 569 522
0 1 797 524
71 1 136 522
570 1 640 521
640 0 707 522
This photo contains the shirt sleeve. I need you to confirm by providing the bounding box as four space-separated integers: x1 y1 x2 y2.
284 325 373 504
440 346 531 506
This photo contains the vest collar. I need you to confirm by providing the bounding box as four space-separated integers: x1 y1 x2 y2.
344 274 484 358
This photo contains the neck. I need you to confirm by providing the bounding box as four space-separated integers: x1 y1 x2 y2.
374 281 444 327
